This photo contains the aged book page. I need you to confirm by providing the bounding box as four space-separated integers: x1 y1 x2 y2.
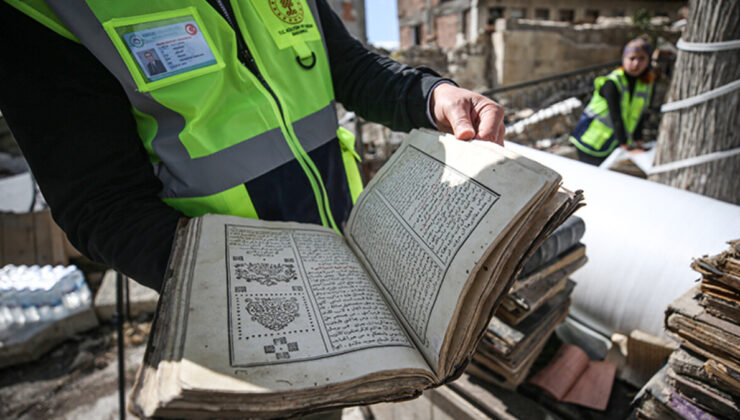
345 131 560 373
177 216 434 394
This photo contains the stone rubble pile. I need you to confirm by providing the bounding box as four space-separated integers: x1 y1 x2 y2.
505 97 583 146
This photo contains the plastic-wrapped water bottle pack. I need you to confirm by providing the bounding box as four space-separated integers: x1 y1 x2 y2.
0 264 92 334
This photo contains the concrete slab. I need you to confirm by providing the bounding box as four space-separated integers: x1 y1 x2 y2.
0 307 100 369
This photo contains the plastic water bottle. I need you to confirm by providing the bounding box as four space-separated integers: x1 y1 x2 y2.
34 269 53 322
0 264 92 329
0 266 20 329
16 266 41 324
0 275 12 331
57 265 91 314
59 267 80 311
4 266 26 328
77 275 92 308
39 266 66 321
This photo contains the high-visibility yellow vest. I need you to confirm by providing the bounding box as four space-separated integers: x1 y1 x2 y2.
7 0 364 232
570 68 653 157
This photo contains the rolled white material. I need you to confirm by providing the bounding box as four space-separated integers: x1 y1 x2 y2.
491 141 740 337
660 78 740 112
648 147 740 175
676 38 740 52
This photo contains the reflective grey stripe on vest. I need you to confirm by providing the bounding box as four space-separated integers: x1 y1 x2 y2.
583 108 614 129
294 103 339 153
156 103 338 198
48 0 339 199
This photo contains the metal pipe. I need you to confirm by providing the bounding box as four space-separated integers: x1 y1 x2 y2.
116 271 125 420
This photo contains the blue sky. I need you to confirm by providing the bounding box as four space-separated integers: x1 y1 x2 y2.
366 0 400 49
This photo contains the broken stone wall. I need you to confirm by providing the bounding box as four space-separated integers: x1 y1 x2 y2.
391 36 491 90
326 0 366 43
491 18 632 86
390 45 449 76
447 36 491 91
492 67 606 110
394 18 678 93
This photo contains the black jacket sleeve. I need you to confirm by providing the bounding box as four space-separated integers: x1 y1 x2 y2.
316 0 446 131
599 80 629 145
0 2 182 291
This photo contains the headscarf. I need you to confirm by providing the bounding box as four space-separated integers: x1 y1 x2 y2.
623 38 653 57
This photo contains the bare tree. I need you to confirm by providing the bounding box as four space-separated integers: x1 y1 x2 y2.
650 0 740 205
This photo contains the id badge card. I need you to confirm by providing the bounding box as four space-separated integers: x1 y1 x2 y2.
103 8 225 92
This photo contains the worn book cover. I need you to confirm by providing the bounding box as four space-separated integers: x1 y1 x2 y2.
498 249 585 325
665 285 740 372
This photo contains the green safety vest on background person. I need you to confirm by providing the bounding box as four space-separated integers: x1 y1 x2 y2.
570 68 653 157
7 0 364 233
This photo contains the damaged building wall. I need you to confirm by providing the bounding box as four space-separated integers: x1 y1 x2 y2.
326 0 366 43
398 0 686 49
447 39 490 91
399 0 469 48
393 18 678 93
392 39 490 90
490 18 633 86
470 0 685 40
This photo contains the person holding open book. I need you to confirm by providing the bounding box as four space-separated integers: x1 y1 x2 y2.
0 0 505 291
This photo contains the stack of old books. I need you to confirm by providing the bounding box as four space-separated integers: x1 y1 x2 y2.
633 240 740 419
467 215 587 389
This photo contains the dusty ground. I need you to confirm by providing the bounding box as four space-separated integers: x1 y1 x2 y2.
0 320 150 419
0 317 375 420
0 322 635 420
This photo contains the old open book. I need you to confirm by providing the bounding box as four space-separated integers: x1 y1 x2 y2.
528 343 617 411
130 130 583 418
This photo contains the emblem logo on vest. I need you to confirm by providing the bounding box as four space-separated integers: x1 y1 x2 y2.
130 36 144 48
184 23 198 36
269 0 304 25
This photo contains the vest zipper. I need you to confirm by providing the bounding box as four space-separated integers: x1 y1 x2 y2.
210 0 338 231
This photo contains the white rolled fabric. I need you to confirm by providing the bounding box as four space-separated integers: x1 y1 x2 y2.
488 141 740 337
